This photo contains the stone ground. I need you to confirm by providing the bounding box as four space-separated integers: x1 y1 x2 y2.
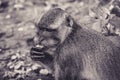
0 0 120 80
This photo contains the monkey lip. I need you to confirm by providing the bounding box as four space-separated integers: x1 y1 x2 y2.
31 45 46 53
39 38 47 46
39 37 60 47
36 44 44 48
30 47 44 55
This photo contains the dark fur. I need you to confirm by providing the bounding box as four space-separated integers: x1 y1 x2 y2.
31 8 120 80
31 8 73 60
30 8 73 74
53 9 120 80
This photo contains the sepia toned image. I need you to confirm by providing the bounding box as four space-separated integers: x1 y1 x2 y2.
0 0 120 80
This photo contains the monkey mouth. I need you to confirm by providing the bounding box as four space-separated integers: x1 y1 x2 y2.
39 38 60 47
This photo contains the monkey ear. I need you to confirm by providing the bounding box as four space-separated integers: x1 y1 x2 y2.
66 16 73 27
35 22 39 29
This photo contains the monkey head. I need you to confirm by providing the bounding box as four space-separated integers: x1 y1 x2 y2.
36 8 74 47
31 8 74 61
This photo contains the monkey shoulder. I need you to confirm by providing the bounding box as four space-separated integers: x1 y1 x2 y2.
57 26 120 58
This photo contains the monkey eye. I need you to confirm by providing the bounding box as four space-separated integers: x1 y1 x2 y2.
66 17 73 27
39 27 47 31
39 27 56 32
66 17 70 23
36 32 39 35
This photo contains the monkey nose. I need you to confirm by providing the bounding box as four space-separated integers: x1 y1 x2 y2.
33 36 39 45
38 37 44 44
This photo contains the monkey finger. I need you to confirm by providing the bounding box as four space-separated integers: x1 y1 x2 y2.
30 55 45 61
30 49 44 56
31 47 43 52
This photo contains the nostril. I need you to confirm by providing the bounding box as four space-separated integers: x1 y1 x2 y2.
34 36 39 42
38 37 44 43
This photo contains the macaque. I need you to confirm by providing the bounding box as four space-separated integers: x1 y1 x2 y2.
48 8 120 80
30 8 73 71
31 8 120 80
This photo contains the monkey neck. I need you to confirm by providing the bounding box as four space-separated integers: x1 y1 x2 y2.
70 22 82 37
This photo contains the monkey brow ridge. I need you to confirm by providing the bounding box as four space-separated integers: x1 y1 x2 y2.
39 8 68 29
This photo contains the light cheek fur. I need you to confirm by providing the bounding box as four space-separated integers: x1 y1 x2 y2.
57 25 72 43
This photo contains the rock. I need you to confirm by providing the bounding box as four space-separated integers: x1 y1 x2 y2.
0 32 5 38
11 55 17 60
5 14 11 19
9 65 14 69
18 27 24 31
7 62 12 67
39 69 49 75
14 4 24 10
0 48 2 52
26 68 32 73
31 64 41 70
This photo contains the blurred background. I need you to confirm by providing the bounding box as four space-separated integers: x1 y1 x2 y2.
0 0 120 80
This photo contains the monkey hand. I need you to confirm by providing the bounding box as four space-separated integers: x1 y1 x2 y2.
30 45 45 61
30 45 54 62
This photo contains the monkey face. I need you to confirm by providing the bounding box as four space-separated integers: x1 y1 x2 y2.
36 27 60 47
37 9 74 46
